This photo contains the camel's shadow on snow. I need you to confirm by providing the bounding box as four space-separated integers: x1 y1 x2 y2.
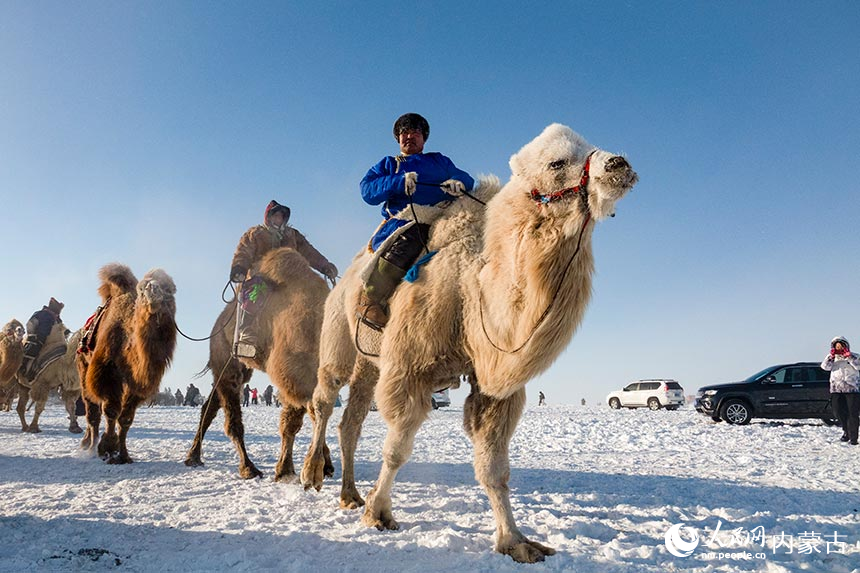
2 514 483 573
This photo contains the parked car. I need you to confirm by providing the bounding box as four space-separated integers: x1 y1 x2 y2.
369 389 451 412
694 362 837 425
606 379 685 410
431 389 450 409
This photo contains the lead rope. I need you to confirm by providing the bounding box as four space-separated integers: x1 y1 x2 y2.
478 214 591 354
174 280 236 342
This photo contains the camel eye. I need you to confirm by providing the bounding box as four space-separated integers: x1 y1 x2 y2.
548 159 567 171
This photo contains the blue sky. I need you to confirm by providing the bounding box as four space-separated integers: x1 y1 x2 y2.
1 1 858 406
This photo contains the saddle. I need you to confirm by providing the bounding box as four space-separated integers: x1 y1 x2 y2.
78 299 111 355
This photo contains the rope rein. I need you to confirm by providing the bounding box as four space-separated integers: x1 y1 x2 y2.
478 213 591 355
174 280 237 343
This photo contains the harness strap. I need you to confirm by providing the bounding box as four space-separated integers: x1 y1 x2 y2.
530 152 595 205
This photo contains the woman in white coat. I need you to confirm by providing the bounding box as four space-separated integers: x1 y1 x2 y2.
822 336 860 445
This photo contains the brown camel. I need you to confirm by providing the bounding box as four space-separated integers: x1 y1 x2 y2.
0 319 25 412
16 328 83 434
78 264 177 464
305 124 637 562
184 246 333 481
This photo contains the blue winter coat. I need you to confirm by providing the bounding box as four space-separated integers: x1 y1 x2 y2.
361 152 474 251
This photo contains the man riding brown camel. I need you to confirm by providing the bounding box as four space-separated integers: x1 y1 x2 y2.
229 200 338 358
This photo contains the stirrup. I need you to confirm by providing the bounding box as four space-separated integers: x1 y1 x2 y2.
357 306 385 333
233 342 257 359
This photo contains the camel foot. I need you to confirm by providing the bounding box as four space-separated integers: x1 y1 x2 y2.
184 457 205 468
361 494 399 531
339 488 365 510
300 455 327 492
498 537 556 563
20 424 29 433
239 464 264 480
25 425 41 434
69 423 83 434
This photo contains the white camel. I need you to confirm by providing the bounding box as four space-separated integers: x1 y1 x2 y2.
302 124 638 562
16 326 83 434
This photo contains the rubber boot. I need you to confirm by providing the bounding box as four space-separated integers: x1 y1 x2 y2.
359 258 407 330
233 303 258 359
19 337 43 382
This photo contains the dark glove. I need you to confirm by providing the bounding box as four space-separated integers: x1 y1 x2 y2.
321 262 338 280
230 265 247 283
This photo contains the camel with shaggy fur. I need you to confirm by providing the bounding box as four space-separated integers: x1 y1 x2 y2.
78 264 177 463
184 246 333 481
0 319 25 412
16 328 83 433
304 124 637 562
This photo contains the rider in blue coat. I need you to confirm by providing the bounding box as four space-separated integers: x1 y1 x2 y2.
358 113 475 328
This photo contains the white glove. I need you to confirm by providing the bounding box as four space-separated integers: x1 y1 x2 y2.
403 172 418 196
440 179 466 197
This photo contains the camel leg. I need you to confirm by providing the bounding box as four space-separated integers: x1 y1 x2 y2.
338 359 376 509
109 394 144 464
62 390 83 434
98 389 123 460
184 388 223 467
301 366 341 492
274 404 305 482
26 397 48 434
463 385 554 563
80 397 102 451
15 386 29 432
361 372 431 531
220 373 263 479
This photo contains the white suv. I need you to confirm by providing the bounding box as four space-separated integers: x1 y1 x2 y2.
606 379 685 410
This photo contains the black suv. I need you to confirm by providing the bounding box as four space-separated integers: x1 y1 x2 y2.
695 362 836 425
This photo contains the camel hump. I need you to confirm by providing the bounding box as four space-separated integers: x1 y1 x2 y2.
257 247 319 287
97 263 138 301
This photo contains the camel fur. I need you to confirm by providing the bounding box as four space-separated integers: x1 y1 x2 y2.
77 264 177 464
0 319 25 411
185 246 333 481
304 124 638 563
15 328 83 434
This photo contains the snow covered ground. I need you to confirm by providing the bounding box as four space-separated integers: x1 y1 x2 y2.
2 402 859 573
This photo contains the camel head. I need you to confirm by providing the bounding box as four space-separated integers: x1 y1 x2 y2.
509 123 637 221
2 319 25 342
136 269 176 313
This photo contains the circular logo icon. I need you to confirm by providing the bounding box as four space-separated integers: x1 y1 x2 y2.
665 523 699 557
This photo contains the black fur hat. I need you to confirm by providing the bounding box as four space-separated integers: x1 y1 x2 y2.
393 113 429 141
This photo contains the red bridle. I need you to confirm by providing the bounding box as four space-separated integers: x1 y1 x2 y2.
530 151 595 206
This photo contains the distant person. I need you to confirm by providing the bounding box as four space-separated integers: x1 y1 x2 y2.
822 336 860 445
581 398 586 407
184 383 201 407
263 385 273 406
251 387 259 405
175 389 183 406
538 391 546 406
243 384 251 407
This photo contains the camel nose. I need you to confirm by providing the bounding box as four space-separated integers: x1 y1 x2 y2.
606 156 629 171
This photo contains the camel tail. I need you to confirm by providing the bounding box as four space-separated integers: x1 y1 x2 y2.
193 363 212 379
97 263 138 301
